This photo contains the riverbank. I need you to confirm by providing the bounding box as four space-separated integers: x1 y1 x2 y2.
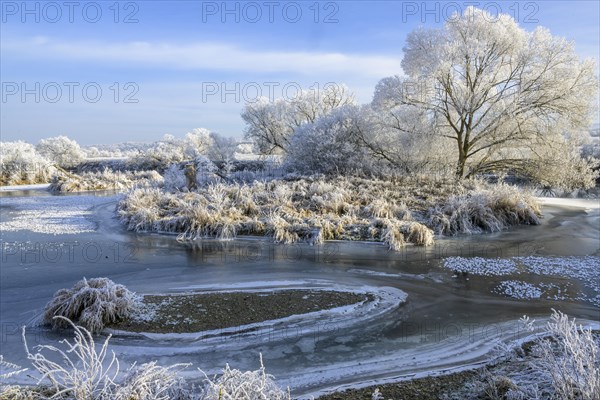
111 290 371 334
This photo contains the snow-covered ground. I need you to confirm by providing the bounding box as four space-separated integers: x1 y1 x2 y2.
0 183 50 192
537 197 600 209
0 194 117 234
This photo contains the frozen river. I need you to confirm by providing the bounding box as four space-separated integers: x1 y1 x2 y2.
1 188 598 397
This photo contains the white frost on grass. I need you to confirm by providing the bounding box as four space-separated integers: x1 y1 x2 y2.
443 256 600 306
0 194 115 234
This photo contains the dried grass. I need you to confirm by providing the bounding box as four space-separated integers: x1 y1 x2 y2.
199 354 290 400
43 278 139 333
118 177 540 251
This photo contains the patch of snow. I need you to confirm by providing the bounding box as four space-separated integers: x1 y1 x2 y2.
537 197 600 210
0 195 116 235
442 255 600 306
443 257 518 276
494 281 571 301
0 183 50 192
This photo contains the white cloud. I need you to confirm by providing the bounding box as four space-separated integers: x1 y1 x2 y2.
3 36 402 78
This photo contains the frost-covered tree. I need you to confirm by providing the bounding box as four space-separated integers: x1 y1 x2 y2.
359 102 453 176
380 7 598 181
0 141 54 185
286 105 374 175
207 132 238 163
36 135 84 168
130 134 188 170
241 84 356 154
183 128 214 158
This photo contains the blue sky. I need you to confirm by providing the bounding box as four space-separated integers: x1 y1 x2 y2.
1 0 599 145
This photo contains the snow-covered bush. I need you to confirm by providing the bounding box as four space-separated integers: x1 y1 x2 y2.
82 142 154 159
43 278 140 333
206 132 238 164
128 130 238 173
162 156 220 192
200 355 290 400
113 362 191 400
285 105 375 175
0 141 54 185
522 131 599 191
36 136 84 168
184 128 214 159
472 310 600 400
0 355 29 397
21 319 192 400
130 134 188 171
428 182 541 235
162 164 188 192
242 84 356 154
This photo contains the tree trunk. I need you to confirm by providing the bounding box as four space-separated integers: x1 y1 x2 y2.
456 147 467 178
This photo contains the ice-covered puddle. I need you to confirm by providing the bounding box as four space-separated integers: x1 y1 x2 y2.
0 194 116 235
443 256 600 306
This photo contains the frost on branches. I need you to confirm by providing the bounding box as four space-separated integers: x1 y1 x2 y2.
241 84 355 155
374 6 598 185
36 136 85 168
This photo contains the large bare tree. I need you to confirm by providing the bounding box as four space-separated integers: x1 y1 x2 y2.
376 7 598 181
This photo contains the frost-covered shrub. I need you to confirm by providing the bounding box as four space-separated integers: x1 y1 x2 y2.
23 317 120 399
200 355 290 400
162 164 188 192
36 136 84 168
285 105 374 175
184 128 214 159
129 134 188 171
471 310 600 400
242 84 356 154
16 320 290 400
0 355 29 397
43 278 139 333
113 362 191 400
428 182 541 235
0 384 40 399
0 141 54 185
530 310 600 400
162 157 219 192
